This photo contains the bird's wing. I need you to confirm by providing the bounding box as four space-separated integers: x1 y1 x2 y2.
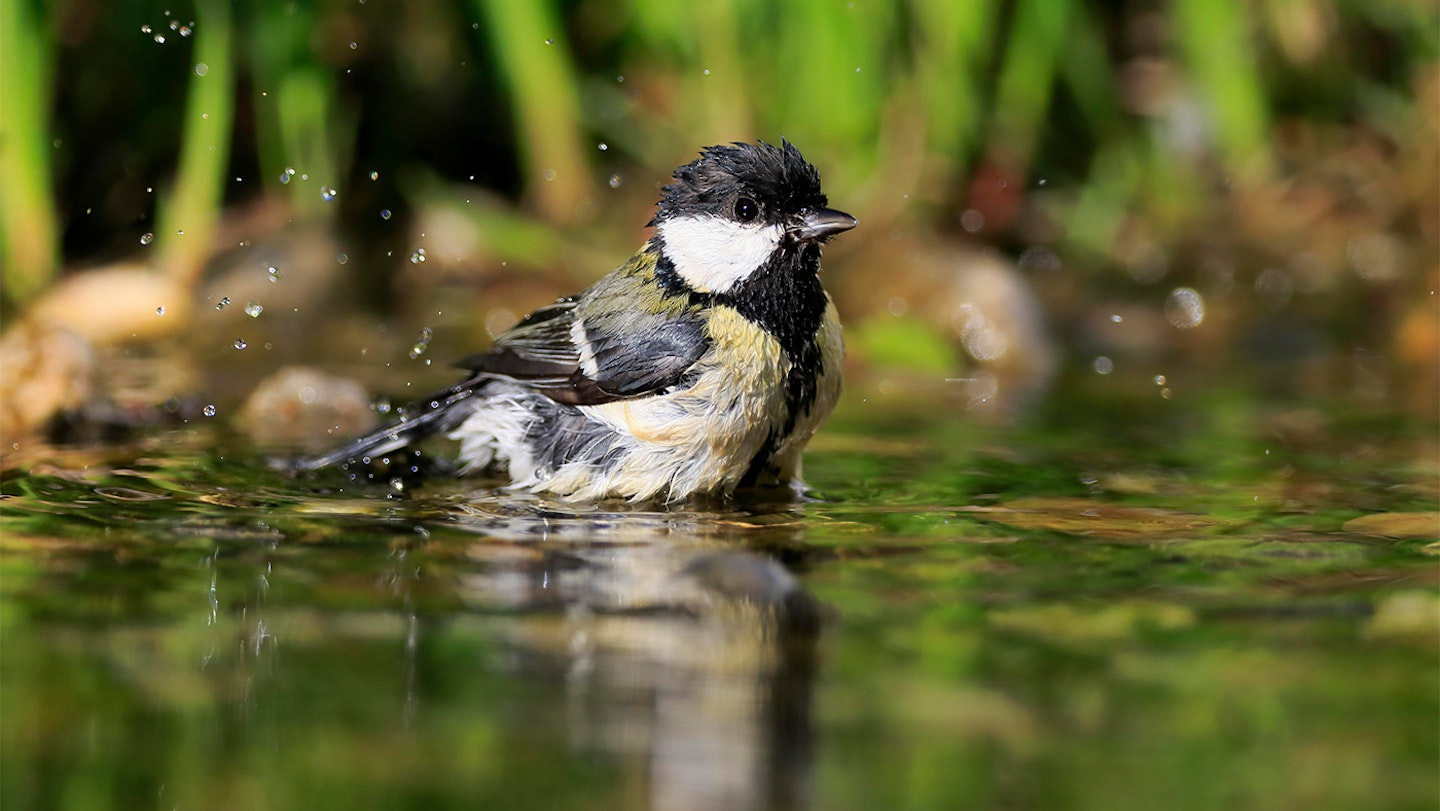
297 253 709 472
453 298 585 388
457 261 711 406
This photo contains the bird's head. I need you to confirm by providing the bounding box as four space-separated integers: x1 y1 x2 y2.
651 140 856 295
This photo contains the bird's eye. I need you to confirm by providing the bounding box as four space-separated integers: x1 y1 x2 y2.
733 197 759 223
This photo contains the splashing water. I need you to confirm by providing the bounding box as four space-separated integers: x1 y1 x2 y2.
409 328 434 359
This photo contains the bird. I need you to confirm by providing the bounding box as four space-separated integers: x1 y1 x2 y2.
299 140 856 501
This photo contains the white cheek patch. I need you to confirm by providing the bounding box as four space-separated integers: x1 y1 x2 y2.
657 215 783 294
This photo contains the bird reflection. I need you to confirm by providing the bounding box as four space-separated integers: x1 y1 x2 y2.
446 495 826 811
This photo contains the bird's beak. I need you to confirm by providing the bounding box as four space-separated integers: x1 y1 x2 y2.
795 207 858 242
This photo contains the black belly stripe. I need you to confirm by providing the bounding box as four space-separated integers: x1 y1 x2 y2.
657 243 829 483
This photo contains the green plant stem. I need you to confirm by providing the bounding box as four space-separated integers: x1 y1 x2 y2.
249 2 349 220
1175 0 1273 180
158 0 235 289
0 0 58 304
989 0 1075 175
473 0 592 223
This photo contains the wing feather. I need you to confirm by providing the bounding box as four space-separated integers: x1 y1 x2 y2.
455 252 710 405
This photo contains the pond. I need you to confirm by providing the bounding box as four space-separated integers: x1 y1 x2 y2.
2 366 1435 811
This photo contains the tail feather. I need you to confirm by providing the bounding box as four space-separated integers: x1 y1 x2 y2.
295 383 480 472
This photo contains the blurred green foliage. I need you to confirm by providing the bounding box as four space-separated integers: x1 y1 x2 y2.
0 0 1434 319
155 0 234 287
0 0 59 300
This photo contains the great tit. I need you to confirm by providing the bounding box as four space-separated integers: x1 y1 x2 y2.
300 140 856 501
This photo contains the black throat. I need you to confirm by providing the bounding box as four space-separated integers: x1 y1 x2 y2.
654 239 829 423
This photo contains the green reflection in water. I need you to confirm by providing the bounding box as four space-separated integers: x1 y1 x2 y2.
2 380 1436 811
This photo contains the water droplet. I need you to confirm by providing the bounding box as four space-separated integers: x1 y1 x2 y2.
216 296 231 310
176 229 184 235
141 24 152 33
279 172 291 185
954 303 1007 361
1154 374 1167 386
1164 287 1205 329
1254 267 1294 309
349 41 358 50
154 33 166 43
409 327 434 359
410 247 427 264
139 232 154 245
598 142 608 151
336 253 349 265
245 302 263 318
390 477 405 493
608 174 622 189
169 19 179 31
380 209 392 220
369 171 379 181
266 265 281 283
202 404 217 417
194 63 208 77
1017 246 1061 273
320 185 338 202
179 24 192 37
959 209 985 233
234 338 248 350
702 68 711 76
1094 356 1114 375
616 74 624 83
1110 314 1123 323
543 169 556 182
156 306 166 316
544 37 554 45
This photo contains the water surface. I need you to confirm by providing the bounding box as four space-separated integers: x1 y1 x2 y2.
3 375 1436 811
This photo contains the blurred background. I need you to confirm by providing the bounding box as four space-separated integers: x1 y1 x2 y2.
3 6 1438 810
1 0 1436 440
